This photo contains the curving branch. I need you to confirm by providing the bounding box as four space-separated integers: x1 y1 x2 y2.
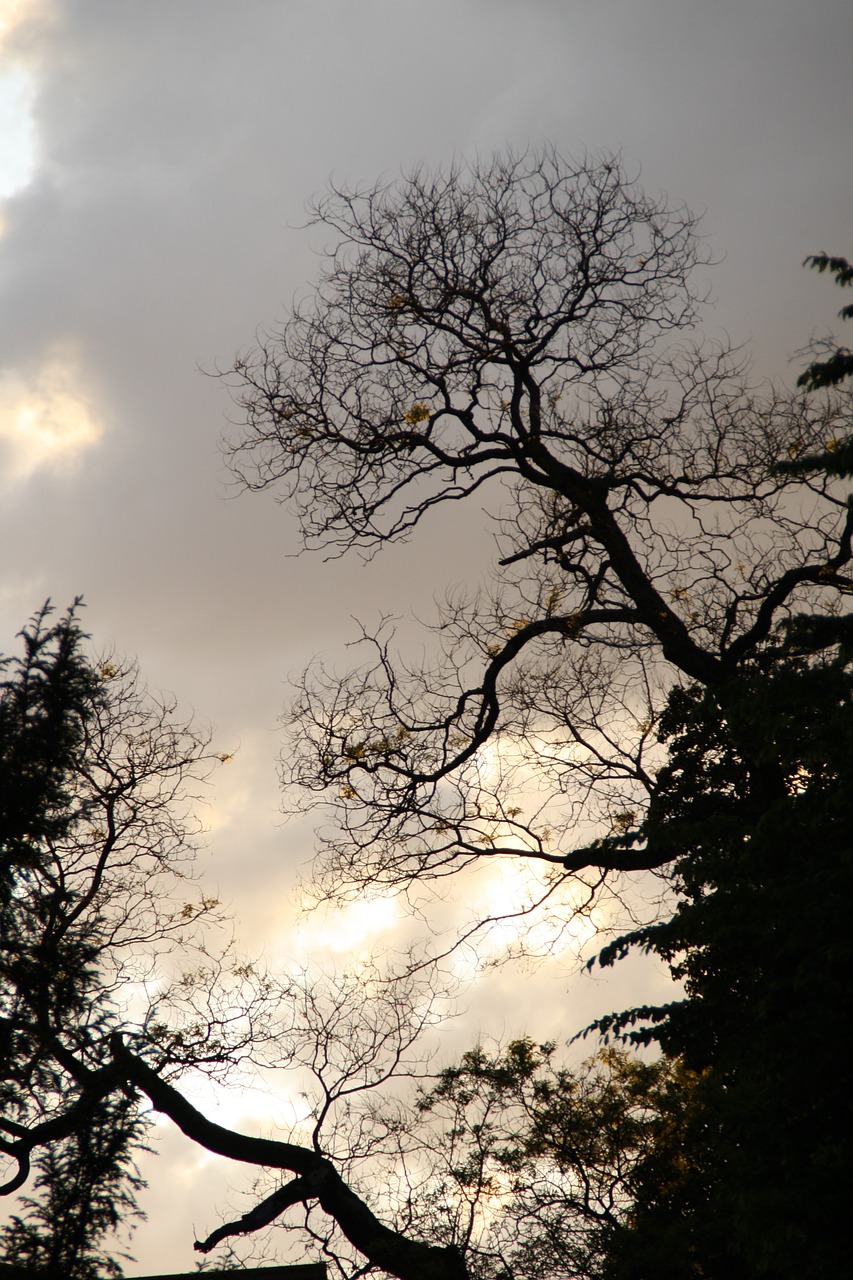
194 1177 316 1253
112 1037 468 1280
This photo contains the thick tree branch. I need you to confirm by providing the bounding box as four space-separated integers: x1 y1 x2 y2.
561 824 677 874
111 1037 468 1280
725 497 853 662
194 1176 315 1253
563 843 675 874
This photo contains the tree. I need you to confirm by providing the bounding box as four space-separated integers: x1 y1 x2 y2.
775 253 853 483
220 148 853 1278
225 147 852 936
579 649 851 1279
394 1039 697 1280
0 1093 147 1280
796 253 853 392
585 292 853 1271
0 603 226 1275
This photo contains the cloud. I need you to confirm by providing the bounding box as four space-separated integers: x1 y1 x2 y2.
0 350 101 483
0 0 39 43
0 61 36 199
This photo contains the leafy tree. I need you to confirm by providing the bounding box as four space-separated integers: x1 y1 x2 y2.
796 253 853 392
774 252 853 482
0 599 102 927
583 650 853 1279
399 1039 695 1280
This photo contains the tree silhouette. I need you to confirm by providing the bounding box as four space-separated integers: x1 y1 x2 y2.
226 150 852 939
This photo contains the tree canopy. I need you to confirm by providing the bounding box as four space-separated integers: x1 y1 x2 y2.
227 149 852 920
222 149 853 1277
583 651 852 1278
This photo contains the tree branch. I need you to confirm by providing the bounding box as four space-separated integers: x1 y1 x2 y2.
111 1036 468 1280
194 1176 315 1253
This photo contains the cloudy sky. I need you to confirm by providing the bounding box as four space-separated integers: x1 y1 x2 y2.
1 0 851 1271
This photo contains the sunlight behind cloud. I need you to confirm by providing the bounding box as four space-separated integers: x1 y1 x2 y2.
0 1 39 200
294 895 400 958
448 857 604 986
0 62 36 198
0 357 102 482
0 0 33 35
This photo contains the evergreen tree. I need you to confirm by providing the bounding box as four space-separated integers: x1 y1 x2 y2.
0 1094 147 1279
1 604 212 1277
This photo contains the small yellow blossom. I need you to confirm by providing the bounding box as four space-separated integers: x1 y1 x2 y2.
403 403 430 425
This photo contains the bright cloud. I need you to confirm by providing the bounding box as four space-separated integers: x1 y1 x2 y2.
0 1 39 199
0 0 32 32
0 62 36 198
294 895 400 958
0 356 101 482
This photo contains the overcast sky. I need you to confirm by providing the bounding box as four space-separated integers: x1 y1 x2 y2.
1 0 851 1271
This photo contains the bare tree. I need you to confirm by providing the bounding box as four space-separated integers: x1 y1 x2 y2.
224 148 853 931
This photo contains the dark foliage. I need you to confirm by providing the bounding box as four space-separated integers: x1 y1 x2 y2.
796 253 853 393
0 604 217 1276
588 651 853 1278
0 1093 147 1279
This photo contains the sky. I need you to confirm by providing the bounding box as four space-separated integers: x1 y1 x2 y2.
0 0 851 1271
